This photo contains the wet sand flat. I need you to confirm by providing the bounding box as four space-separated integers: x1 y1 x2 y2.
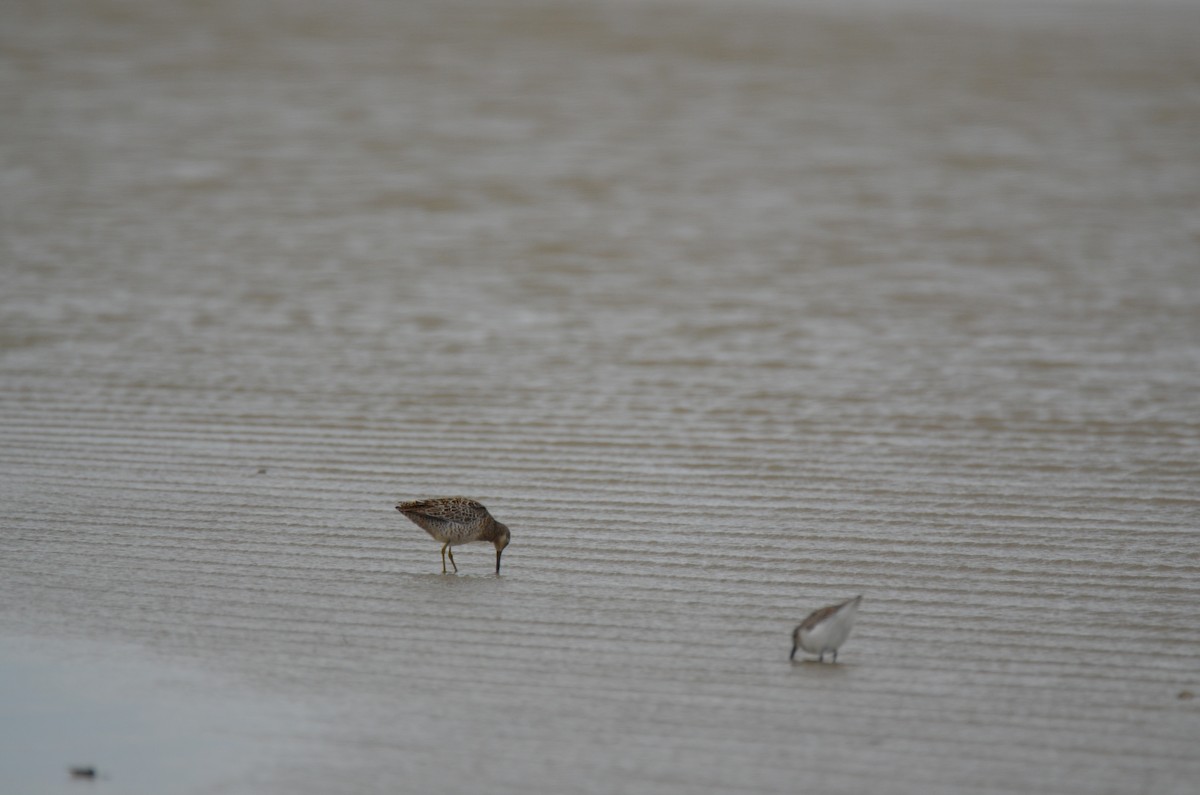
2 0 1199 792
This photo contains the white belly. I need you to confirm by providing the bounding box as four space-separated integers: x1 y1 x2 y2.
798 606 857 654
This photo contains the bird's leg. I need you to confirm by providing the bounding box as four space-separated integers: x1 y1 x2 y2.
818 651 825 663
440 542 450 574
832 650 838 664
446 545 458 573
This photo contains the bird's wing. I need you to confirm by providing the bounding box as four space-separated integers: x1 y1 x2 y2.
397 497 488 523
797 601 846 631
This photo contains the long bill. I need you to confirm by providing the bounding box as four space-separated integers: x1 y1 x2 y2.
495 548 503 575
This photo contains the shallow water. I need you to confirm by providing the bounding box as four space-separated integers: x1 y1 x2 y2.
3 0 1199 792
1 635 306 795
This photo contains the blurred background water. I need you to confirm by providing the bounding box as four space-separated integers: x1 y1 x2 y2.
2 0 1199 792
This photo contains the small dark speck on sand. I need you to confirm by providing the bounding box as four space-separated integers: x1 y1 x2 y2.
69 766 97 779
1178 690 1194 700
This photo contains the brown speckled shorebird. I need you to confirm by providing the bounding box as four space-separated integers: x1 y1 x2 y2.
395 497 511 574
790 595 862 663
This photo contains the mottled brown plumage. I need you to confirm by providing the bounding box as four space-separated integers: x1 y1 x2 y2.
396 497 511 574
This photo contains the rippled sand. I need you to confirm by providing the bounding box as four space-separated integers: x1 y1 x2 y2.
2 0 1199 792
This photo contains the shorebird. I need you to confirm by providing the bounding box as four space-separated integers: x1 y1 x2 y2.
790 595 862 663
395 497 511 574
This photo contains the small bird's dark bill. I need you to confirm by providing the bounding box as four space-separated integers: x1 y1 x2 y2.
495 550 503 574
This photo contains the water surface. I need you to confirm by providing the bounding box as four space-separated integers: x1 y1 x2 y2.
2 0 1199 792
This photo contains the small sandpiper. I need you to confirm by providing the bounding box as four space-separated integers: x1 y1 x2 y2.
790 595 862 663
396 497 511 574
